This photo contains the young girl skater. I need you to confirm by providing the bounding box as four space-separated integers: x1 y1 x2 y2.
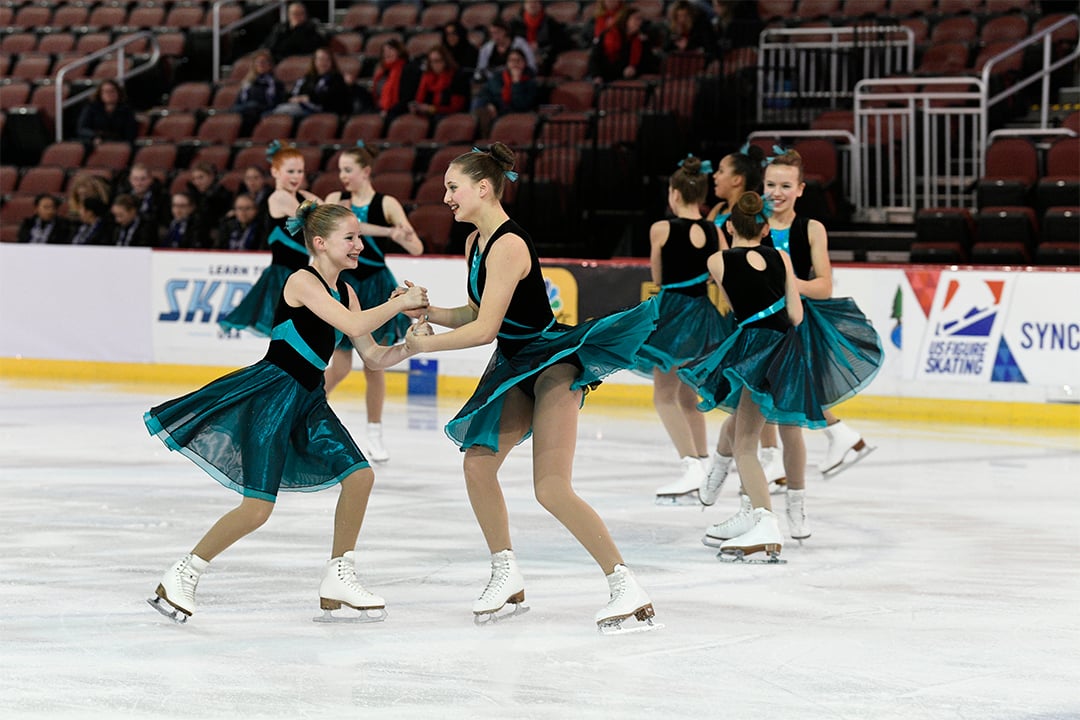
323 143 423 463
218 142 320 337
403 144 662 633
146 201 428 623
636 156 727 505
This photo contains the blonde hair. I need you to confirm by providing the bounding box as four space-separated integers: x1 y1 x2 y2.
294 200 354 253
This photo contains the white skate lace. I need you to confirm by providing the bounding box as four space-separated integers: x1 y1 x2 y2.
173 559 200 602
334 561 374 597
479 563 510 601
606 571 627 605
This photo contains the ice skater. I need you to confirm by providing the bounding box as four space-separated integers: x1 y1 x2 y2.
634 156 729 505
218 142 320 337
402 144 662 634
146 201 428 623
322 142 423 463
704 144 787 497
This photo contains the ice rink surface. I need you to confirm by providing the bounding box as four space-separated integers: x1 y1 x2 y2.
1 379 1078 720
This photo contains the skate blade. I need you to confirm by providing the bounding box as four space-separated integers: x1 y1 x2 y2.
597 607 664 636
146 595 189 624
717 547 786 564
313 607 387 624
701 535 728 548
654 491 700 507
821 444 876 478
474 602 530 626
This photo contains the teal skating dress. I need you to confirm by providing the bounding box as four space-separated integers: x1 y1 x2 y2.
766 217 883 407
146 267 369 501
677 246 830 427
336 191 412 350
636 217 732 373
446 220 660 452
218 193 309 337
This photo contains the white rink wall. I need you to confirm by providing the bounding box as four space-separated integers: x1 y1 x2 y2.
1 245 1077 405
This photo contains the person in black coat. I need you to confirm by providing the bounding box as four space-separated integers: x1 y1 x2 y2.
69 196 114 246
262 2 327 62
269 47 352 118
18 194 71 244
75 80 138 150
115 163 170 231
110 194 159 247
162 191 208 248
214 193 262 251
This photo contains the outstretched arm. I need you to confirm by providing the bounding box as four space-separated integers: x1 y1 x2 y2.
284 272 427 338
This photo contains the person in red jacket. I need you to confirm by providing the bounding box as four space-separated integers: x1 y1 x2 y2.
411 44 470 120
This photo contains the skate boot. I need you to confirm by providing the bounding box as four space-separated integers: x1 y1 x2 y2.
760 446 788 494
147 552 209 623
785 489 811 541
702 494 753 547
818 421 874 476
699 452 733 507
596 565 661 635
655 456 706 506
366 422 390 463
315 551 387 623
473 549 527 624
718 507 785 563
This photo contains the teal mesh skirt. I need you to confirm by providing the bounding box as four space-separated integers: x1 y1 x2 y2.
446 298 660 452
218 264 292 337
337 266 412 350
634 291 736 374
677 296 882 429
144 361 369 501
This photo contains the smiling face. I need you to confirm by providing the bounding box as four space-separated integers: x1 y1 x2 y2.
443 165 482 224
272 156 306 193
763 163 804 215
318 213 363 269
713 155 743 203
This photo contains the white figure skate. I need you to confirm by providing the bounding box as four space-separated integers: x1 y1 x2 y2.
759 446 788 494
314 551 387 623
702 494 753 547
655 456 705 506
147 553 209 624
819 421 875 477
473 549 528 625
718 508 786 564
366 422 390 463
785 488 811 542
698 452 733 507
596 564 662 635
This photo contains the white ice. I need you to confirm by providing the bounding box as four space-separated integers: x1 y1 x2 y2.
1 379 1078 720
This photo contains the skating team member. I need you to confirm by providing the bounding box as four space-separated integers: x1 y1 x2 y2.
752 149 881 540
219 142 320 337
678 191 806 561
402 144 662 633
322 142 423 463
146 201 429 623
636 156 727 505
703 144 788 497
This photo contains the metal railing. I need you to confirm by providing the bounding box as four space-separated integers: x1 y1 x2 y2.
757 25 915 125
211 0 284 83
54 32 161 142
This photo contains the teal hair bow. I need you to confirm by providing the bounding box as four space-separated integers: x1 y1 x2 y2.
265 139 282 162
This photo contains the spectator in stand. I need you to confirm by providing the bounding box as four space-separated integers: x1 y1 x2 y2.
69 196 113 246
119 163 170 231
75 80 138 150
663 0 718 59
110 194 158 247
711 0 764 53
17 194 70 245
473 47 539 138
442 21 479 74
472 18 537 86
242 165 272 208
231 49 285 136
587 0 642 82
187 162 234 246
411 44 471 120
215 193 261 251
270 47 352 118
512 0 571 76
66 172 112 222
262 2 327 62
163 192 206 249
372 39 412 121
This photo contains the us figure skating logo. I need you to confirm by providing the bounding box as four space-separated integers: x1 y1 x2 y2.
917 275 1022 383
